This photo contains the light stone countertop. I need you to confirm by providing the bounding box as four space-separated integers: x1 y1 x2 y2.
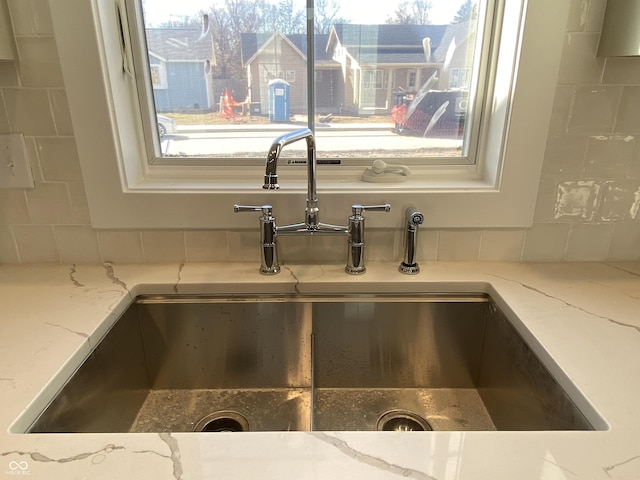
1 261 640 479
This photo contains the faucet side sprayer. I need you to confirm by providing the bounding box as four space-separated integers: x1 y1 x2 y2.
399 206 424 275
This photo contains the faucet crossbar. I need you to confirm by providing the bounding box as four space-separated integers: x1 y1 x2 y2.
277 222 349 236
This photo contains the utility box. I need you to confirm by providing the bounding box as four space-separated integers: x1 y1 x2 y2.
268 79 290 122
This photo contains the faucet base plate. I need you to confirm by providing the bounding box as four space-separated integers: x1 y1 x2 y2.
399 262 420 275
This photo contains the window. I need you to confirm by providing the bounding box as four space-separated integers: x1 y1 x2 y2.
133 1 482 161
363 70 387 90
449 67 470 89
149 62 167 89
50 0 570 229
407 69 417 90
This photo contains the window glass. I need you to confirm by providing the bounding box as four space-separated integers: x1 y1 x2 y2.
136 0 483 162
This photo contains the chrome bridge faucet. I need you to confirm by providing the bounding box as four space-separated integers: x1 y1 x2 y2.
235 128 390 275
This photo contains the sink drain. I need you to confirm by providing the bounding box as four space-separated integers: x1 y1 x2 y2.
194 411 250 432
377 410 432 432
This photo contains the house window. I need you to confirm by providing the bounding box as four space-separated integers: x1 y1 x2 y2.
363 70 387 90
50 0 569 229
285 70 296 83
149 63 167 89
407 70 417 90
449 67 471 89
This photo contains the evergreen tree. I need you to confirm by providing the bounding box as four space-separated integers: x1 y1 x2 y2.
452 0 478 24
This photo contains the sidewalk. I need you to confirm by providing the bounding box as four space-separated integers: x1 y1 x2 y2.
176 121 395 134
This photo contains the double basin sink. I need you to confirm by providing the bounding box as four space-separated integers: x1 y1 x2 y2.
26 293 601 433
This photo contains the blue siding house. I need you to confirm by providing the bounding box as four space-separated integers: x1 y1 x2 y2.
146 29 214 112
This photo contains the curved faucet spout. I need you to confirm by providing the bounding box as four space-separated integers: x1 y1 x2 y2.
264 128 315 190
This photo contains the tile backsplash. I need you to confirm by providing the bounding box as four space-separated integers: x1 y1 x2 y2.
0 0 639 264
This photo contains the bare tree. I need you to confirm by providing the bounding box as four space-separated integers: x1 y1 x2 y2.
207 0 307 80
314 0 349 34
263 0 305 34
386 0 432 25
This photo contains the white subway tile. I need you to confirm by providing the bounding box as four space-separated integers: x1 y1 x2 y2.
15 37 63 87
437 230 481 261
3 88 56 135
7 0 54 35
548 86 573 134
362 229 396 262
36 137 82 182
479 230 525 261
55 225 100 263
522 223 570 262
557 33 604 85
0 189 31 224
566 0 590 32
608 222 640 260
583 135 635 179
25 182 73 225
141 231 186 263
227 231 262 263
98 231 143 264
185 231 229 262
542 134 587 178
12 225 58 262
602 57 640 85
48 89 74 135
67 182 91 225
615 87 640 133
0 226 19 263
568 87 622 134
564 223 613 260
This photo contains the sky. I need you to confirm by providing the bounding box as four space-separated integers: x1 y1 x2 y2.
143 0 465 26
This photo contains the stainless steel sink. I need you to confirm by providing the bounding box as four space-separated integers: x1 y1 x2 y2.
27 294 601 433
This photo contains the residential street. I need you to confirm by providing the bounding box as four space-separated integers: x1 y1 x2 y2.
161 123 462 158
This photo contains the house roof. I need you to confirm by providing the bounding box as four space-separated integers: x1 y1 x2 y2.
431 21 475 62
241 32 334 66
331 23 448 50
146 28 213 62
240 22 476 68
328 23 465 65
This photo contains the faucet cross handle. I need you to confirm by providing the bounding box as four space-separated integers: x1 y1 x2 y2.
233 204 280 275
234 204 273 215
346 203 391 275
350 204 391 216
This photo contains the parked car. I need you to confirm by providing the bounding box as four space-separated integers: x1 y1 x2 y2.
157 115 177 137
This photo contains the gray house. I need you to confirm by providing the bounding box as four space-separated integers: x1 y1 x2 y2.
241 23 475 116
145 28 215 112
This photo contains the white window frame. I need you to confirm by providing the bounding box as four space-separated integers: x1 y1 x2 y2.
49 0 569 230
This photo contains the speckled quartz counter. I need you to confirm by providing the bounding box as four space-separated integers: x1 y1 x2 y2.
1 262 639 479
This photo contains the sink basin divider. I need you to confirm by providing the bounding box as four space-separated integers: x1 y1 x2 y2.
310 330 316 432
